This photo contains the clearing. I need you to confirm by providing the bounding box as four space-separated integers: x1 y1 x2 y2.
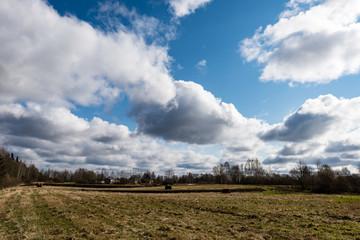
0 185 360 239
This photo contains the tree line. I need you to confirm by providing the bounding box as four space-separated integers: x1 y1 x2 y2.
0 146 39 189
1 146 359 193
210 159 360 193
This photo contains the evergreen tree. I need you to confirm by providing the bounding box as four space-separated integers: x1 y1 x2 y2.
0 155 8 188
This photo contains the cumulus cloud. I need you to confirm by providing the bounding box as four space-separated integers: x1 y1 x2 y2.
325 142 360 153
261 95 360 171
131 80 266 145
241 0 360 84
0 103 219 173
168 0 212 18
0 103 88 142
278 143 313 156
0 0 175 106
259 112 334 142
0 0 271 173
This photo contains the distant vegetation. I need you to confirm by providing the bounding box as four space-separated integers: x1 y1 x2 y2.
0 146 39 189
1 146 360 193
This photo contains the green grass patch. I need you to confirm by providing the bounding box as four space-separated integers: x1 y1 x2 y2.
333 195 360 204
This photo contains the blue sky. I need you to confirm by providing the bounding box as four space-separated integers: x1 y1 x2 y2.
1 0 360 174
48 0 360 124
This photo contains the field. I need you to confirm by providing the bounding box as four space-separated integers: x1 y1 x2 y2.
1 185 360 239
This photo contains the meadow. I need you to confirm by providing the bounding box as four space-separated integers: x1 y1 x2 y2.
1 185 360 239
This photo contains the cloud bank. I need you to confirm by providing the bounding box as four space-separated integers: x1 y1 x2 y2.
262 95 360 171
241 0 360 84
0 103 219 173
1 0 359 174
0 0 265 173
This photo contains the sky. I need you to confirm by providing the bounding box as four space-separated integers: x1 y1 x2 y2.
1 0 360 175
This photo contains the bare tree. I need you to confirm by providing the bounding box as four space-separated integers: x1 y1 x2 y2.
244 158 265 176
289 160 312 189
229 165 243 184
164 169 174 179
212 164 224 176
335 167 351 176
213 164 228 184
315 159 322 172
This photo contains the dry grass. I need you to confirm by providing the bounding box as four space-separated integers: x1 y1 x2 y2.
1 185 360 239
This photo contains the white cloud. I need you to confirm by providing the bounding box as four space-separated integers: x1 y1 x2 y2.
0 80 268 173
261 95 360 171
241 0 360 84
132 80 267 147
0 0 271 173
9 0 360 175
0 0 175 107
96 1 177 43
287 0 318 5
196 59 207 71
0 103 219 174
168 0 212 18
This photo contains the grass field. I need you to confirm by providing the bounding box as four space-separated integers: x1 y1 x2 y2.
1 185 360 239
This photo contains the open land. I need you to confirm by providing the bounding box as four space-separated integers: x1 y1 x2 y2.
1 185 360 239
